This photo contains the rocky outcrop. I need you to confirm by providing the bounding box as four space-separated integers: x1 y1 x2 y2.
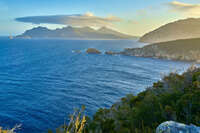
105 51 117 55
86 48 101 54
72 50 81 53
156 121 200 133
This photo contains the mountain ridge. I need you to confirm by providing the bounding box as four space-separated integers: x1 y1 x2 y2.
17 26 138 40
139 18 200 43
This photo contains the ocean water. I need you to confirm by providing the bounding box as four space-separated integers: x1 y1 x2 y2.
0 38 193 133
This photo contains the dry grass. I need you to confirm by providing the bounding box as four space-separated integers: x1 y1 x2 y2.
48 106 87 133
0 125 21 133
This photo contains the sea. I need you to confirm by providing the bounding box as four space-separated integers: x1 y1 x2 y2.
0 37 194 133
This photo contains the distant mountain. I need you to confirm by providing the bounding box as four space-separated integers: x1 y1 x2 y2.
17 26 137 39
97 27 134 38
139 18 200 43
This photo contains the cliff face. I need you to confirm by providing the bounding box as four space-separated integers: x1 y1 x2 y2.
16 26 137 40
139 18 200 43
121 38 200 62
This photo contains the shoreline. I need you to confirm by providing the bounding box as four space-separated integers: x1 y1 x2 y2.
118 52 200 64
115 38 200 64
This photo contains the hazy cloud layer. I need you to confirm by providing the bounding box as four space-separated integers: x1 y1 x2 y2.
167 1 200 17
15 12 122 27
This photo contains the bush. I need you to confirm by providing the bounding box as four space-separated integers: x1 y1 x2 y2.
48 106 87 133
86 66 200 133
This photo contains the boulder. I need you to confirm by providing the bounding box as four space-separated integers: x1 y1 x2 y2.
105 51 117 55
73 50 81 53
156 121 200 133
86 48 101 54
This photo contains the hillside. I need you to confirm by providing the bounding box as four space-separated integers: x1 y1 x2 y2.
121 38 200 62
16 26 137 40
139 18 200 43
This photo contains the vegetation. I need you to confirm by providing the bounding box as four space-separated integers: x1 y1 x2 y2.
50 66 200 133
0 125 21 133
48 106 87 133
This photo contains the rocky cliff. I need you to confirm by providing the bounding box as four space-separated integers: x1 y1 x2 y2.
121 38 200 62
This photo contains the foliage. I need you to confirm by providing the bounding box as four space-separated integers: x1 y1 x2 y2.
48 106 87 133
86 66 200 133
0 125 21 133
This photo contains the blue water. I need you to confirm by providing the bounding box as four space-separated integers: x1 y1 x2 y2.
0 38 193 133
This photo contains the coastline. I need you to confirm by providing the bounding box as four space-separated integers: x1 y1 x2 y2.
118 49 200 64
106 38 200 64
104 49 200 64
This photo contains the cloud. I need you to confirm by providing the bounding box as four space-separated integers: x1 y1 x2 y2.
167 1 200 17
15 12 122 27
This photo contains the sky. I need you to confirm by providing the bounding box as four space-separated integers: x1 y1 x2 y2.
0 0 200 36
